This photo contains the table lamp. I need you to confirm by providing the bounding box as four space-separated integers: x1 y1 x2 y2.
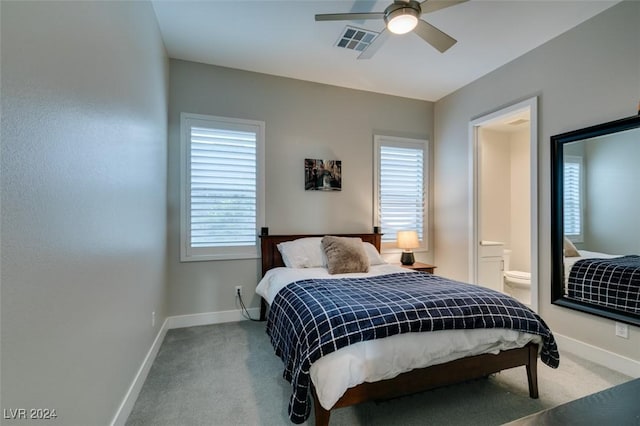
397 230 419 265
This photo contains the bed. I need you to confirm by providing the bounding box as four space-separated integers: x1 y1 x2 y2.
257 233 559 425
565 250 640 315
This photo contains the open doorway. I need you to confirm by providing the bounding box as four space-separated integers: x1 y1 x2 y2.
469 97 538 312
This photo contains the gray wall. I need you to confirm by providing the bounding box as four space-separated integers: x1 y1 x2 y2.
584 131 640 254
434 1 640 360
167 60 433 316
1 2 168 425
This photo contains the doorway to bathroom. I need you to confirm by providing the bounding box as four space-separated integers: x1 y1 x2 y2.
469 97 538 312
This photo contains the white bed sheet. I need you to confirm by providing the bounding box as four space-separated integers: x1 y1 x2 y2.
256 264 412 304
256 265 541 410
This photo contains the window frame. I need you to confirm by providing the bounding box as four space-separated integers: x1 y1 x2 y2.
563 155 584 243
180 113 265 262
373 134 429 253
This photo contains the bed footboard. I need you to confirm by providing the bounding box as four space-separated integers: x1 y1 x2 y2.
312 343 539 426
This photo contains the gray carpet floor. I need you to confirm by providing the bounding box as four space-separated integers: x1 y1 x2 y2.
126 321 631 426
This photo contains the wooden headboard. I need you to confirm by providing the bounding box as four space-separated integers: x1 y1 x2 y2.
259 233 382 277
257 233 382 320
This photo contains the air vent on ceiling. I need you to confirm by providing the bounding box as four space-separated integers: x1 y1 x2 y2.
508 118 529 126
336 26 379 52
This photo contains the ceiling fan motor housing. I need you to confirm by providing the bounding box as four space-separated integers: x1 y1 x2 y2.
384 1 422 22
384 0 422 34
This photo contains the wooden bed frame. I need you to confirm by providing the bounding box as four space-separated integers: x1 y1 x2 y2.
259 233 539 426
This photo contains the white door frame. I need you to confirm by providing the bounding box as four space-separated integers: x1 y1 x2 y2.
468 96 539 312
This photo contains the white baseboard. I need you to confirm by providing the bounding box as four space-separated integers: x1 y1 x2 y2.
554 333 640 378
110 318 169 426
110 307 260 425
166 307 261 329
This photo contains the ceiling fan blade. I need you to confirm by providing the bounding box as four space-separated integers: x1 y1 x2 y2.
413 19 457 53
315 12 384 22
358 29 390 60
420 0 469 14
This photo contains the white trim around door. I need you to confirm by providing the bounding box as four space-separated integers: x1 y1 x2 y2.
468 96 539 312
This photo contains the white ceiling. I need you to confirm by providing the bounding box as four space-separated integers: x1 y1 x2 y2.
151 0 619 102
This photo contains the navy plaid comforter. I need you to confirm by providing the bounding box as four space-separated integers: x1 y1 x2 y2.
266 272 559 424
568 255 640 315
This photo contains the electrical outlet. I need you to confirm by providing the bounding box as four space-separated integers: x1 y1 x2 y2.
152 311 156 327
615 322 629 339
235 286 243 297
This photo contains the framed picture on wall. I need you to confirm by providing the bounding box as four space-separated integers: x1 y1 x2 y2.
304 159 341 191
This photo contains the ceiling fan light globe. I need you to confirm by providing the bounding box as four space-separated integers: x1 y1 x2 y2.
386 8 419 35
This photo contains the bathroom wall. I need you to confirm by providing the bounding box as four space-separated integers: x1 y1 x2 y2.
479 127 531 272
479 129 511 245
509 128 531 271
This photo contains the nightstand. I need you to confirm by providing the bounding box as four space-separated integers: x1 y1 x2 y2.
398 262 437 274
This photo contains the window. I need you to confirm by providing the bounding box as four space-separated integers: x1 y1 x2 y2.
563 155 583 242
180 113 265 261
374 135 428 251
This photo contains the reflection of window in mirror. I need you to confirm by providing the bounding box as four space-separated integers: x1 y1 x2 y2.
563 155 583 243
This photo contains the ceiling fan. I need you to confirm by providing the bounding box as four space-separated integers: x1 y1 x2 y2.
315 0 468 59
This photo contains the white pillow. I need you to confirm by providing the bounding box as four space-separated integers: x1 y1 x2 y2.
363 242 386 265
277 237 324 268
277 237 386 268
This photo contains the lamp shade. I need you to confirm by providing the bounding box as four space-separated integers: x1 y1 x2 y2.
397 230 419 250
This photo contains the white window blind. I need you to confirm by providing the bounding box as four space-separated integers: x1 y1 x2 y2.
563 155 582 240
181 113 264 261
374 135 427 249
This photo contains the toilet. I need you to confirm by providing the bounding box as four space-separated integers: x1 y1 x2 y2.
502 250 531 305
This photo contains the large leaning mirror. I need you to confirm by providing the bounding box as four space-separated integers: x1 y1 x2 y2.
551 114 640 326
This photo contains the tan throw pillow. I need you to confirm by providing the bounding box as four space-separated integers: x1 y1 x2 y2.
564 237 580 257
321 236 370 274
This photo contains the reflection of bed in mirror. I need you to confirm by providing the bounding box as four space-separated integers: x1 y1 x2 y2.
563 250 640 315
563 250 620 285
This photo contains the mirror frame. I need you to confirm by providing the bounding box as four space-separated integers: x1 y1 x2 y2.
551 114 640 327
